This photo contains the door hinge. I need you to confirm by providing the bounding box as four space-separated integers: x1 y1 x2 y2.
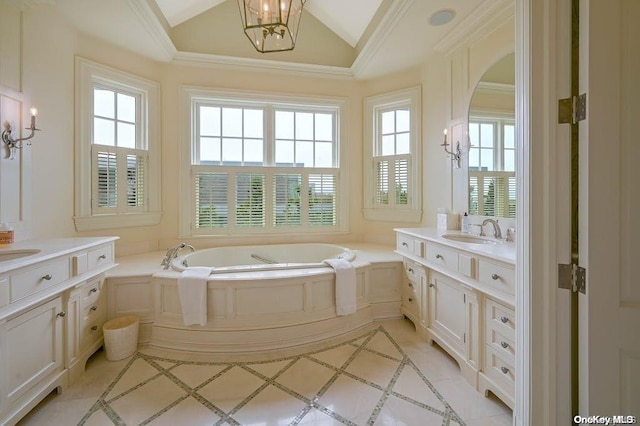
463 332 466 344
558 263 586 294
558 93 587 124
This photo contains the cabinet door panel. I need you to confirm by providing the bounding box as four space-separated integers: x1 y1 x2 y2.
6 297 63 402
429 273 465 352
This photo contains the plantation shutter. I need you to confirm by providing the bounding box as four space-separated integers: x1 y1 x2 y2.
126 154 145 207
376 160 389 205
274 174 302 226
394 158 409 205
308 174 336 226
96 150 117 209
469 172 516 218
373 154 410 208
236 173 266 228
195 172 228 228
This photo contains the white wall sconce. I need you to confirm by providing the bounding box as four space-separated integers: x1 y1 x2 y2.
2 107 40 159
441 128 462 168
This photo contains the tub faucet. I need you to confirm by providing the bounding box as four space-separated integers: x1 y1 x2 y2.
161 243 195 270
482 218 503 240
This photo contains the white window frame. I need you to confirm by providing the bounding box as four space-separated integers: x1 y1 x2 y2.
363 86 422 222
180 87 349 237
74 57 162 231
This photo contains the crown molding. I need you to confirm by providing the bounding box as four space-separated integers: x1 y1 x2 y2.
126 0 177 62
433 0 514 54
351 0 415 79
172 51 355 80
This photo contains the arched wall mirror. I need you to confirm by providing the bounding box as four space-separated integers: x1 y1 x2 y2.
467 52 515 218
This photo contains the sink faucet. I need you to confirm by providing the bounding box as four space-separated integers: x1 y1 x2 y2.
482 218 503 240
161 243 195 270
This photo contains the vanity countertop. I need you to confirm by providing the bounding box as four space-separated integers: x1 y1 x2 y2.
0 237 119 274
394 228 516 265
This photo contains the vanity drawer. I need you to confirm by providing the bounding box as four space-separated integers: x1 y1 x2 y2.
484 345 515 396
486 326 515 363
478 260 515 296
425 244 459 273
485 298 515 341
88 245 113 271
10 257 70 302
81 278 104 310
80 303 106 350
397 234 414 254
403 259 422 283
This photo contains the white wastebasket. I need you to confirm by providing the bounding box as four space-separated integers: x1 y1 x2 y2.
103 315 139 361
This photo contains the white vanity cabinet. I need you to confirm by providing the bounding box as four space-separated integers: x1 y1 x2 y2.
395 228 515 408
0 237 117 425
1 296 65 416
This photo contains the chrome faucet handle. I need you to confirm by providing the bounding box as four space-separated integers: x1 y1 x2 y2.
481 218 502 239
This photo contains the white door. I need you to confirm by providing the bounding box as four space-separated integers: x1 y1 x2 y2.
578 0 640 416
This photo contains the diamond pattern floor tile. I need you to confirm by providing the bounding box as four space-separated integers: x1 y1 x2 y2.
79 326 471 426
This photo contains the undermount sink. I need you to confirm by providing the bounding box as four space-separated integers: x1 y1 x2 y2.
441 234 501 245
0 249 41 262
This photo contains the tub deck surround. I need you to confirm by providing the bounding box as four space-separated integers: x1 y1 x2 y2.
394 227 516 409
0 237 118 426
106 243 404 354
170 243 356 273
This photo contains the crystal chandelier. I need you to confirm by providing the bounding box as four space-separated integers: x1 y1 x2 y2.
237 0 306 53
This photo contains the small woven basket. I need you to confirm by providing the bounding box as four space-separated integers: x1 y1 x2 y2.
103 315 139 361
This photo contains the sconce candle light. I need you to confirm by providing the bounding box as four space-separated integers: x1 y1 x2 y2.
441 128 462 168
2 106 40 160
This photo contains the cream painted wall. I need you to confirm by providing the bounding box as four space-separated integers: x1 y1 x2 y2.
0 4 514 255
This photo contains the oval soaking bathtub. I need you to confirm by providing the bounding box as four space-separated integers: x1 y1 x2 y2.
170 243 355 273
148 243 401 353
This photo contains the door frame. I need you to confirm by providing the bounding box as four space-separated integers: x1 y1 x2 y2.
515 0 572 424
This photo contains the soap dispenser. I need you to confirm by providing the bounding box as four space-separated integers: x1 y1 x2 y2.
461 213 469 233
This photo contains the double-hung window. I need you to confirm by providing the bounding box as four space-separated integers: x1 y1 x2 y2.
468 117 516 218
363 86 422 222
74 58 161 231
182 88 348 236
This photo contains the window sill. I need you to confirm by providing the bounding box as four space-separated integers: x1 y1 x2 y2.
362 209 422 223
74 212 162 232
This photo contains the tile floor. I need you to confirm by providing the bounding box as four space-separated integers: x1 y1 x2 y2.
18 319 513 426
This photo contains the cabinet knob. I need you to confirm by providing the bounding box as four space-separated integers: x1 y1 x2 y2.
90 306 98 312
408 282 414 288
500 316 509 324
501 341 509 349
42 274 53 281
500 367 510 374
402 242 408 247
436 254 443 260
98 254 107 260
57 311 66 318
408 297 414 302
491 273 500 280
429 283 435 288
407 267 414 273
91 325 98 331
89 288 98 294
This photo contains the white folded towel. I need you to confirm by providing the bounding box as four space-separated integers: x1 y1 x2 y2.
324 258 357 316
177 267 213 326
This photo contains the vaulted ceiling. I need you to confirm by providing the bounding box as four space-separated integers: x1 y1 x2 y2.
46 0 513 79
